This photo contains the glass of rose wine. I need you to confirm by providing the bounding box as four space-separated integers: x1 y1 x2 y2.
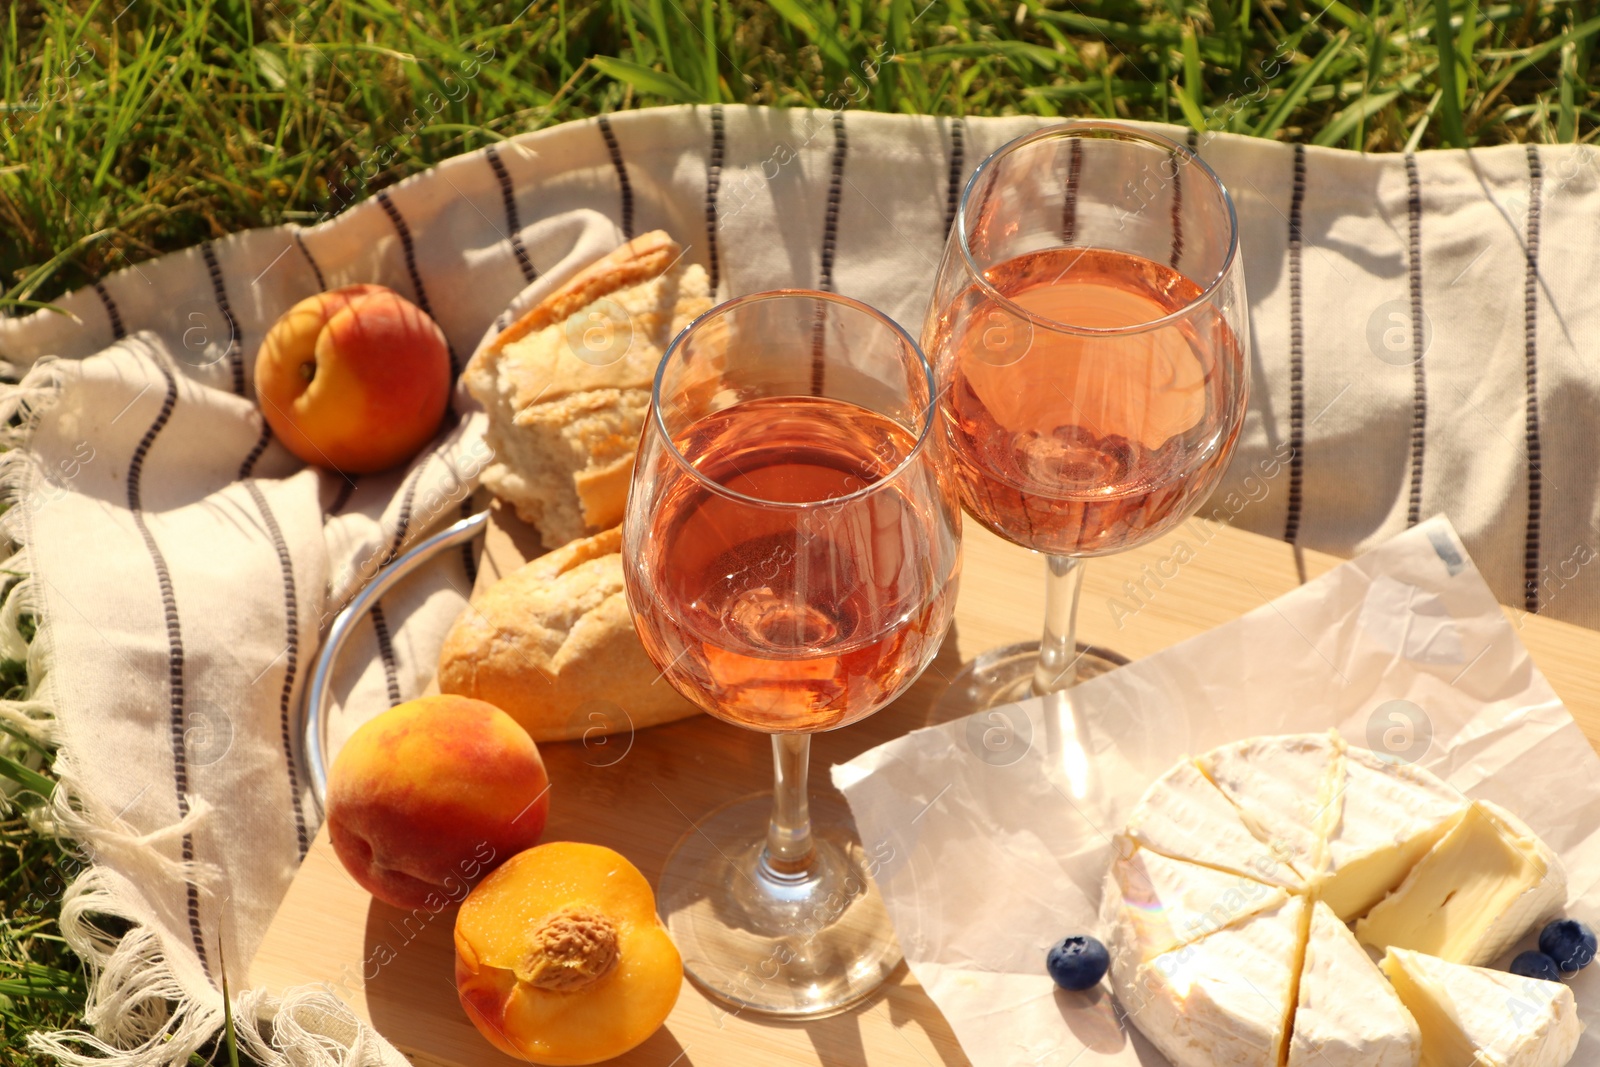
622 290 961 1016
925 121 1248 711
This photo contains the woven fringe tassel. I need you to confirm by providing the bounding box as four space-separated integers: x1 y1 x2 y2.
236 987 413 1067
26 872 225 1067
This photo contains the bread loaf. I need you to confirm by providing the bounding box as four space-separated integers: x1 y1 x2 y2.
464 231 711 546
436 527 700 741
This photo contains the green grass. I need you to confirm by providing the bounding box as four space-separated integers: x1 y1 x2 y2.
1 0 1597 1056
2 0 1598 312
0 586 89 1067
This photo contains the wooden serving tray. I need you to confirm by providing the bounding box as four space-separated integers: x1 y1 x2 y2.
250 510 1600 1066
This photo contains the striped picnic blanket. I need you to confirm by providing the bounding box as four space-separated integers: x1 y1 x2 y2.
0 105 1596 1064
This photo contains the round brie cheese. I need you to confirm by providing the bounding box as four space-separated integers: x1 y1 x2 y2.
1102 732 1573 1067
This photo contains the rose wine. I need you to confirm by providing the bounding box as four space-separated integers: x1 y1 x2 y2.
935 246 1245 556
632 396 955 733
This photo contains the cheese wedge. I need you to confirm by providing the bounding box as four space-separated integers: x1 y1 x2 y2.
1115 896 1308 1067
1199 732 1343 876
1287 901 1421 1067
1100 836 1288 971
1357 800 1567 966
1382 948 1582 1067
1320 746 1469 920
1125 759 1303 888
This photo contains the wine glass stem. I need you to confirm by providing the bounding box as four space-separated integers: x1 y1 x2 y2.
1033 555 1085 695
764 732 815 878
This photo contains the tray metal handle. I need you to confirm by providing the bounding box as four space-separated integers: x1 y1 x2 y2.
301 509 490 819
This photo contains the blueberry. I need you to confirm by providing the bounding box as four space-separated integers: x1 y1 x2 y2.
1047 935 1109 991
1539 920 1597 972
1511 951 1562 983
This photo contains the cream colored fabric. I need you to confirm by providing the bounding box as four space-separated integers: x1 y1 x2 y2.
0 105 1593 1064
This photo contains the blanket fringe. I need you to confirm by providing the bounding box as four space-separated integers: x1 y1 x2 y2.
0 559 57 747
0 353 402 1067
28 871 225 1067
236 987 410 1067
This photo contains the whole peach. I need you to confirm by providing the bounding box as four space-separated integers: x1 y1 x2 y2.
254 284 450 474
326 695 550 910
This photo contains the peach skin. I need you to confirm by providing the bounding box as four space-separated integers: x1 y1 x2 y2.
254 284 450 473
454 842 682 1065
326 695 549 910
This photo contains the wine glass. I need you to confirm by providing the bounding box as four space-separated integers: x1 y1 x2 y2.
622 290 961 1016
924 121 1248 714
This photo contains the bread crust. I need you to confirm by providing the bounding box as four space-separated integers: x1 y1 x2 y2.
436 527 700 741
469 230 683 371
463 230 710 546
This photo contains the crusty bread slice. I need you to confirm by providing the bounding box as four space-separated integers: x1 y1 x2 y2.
436 526 700 740
464 231 712 545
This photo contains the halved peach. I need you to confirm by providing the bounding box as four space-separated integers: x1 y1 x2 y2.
453 842 681 1065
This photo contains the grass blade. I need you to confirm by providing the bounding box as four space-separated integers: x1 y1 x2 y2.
1171 78 1211 133
898 41 1063 71
1313 87 1402 145
588 56 702 103
0 753 54 802
764 0 851 67
220 929 239 1067
1254 30 1349 138
1559 38 1577 142
1433 0 1467 146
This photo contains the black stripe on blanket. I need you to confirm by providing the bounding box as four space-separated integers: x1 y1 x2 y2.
459 497 478 587
381 465 422 568
370 601 403 706
1405 154 1428 529
1522 146 1545 613
1169 148 1185 270
368 465 424 713
201 241 244 397
1283 144 1308 545
597 115 635 240
243 481 310 859
328 475 358 516
944 118 966 239
1061 136 1083 244
819 112 847 294
705 105 726 293
486 144 537 283
376 190 461 379
93 282 126 341
126 348 211 977
1183 128 1202 268
812 113 849 397
237 423 274 480
294 230 327 291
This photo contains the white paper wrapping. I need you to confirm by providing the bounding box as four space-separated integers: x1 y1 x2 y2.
833 515 1600 1066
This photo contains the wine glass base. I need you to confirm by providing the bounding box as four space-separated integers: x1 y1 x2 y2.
933 640 1129 720
655 793 903 1019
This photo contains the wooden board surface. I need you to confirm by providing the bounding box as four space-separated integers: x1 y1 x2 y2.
250 513 1600 1066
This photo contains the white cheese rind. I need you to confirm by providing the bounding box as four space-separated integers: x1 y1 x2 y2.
1125 759 1303 888
1357 800 1567 967
1288 901 1420 1067
1099 836 1288 979
1113 896 1306 1067
1382 947 1582 1067
1199 732 1341 876
1319 746 1469 920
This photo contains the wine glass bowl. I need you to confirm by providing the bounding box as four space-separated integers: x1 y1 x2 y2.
622 289 960 1016
924 121 1250 705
